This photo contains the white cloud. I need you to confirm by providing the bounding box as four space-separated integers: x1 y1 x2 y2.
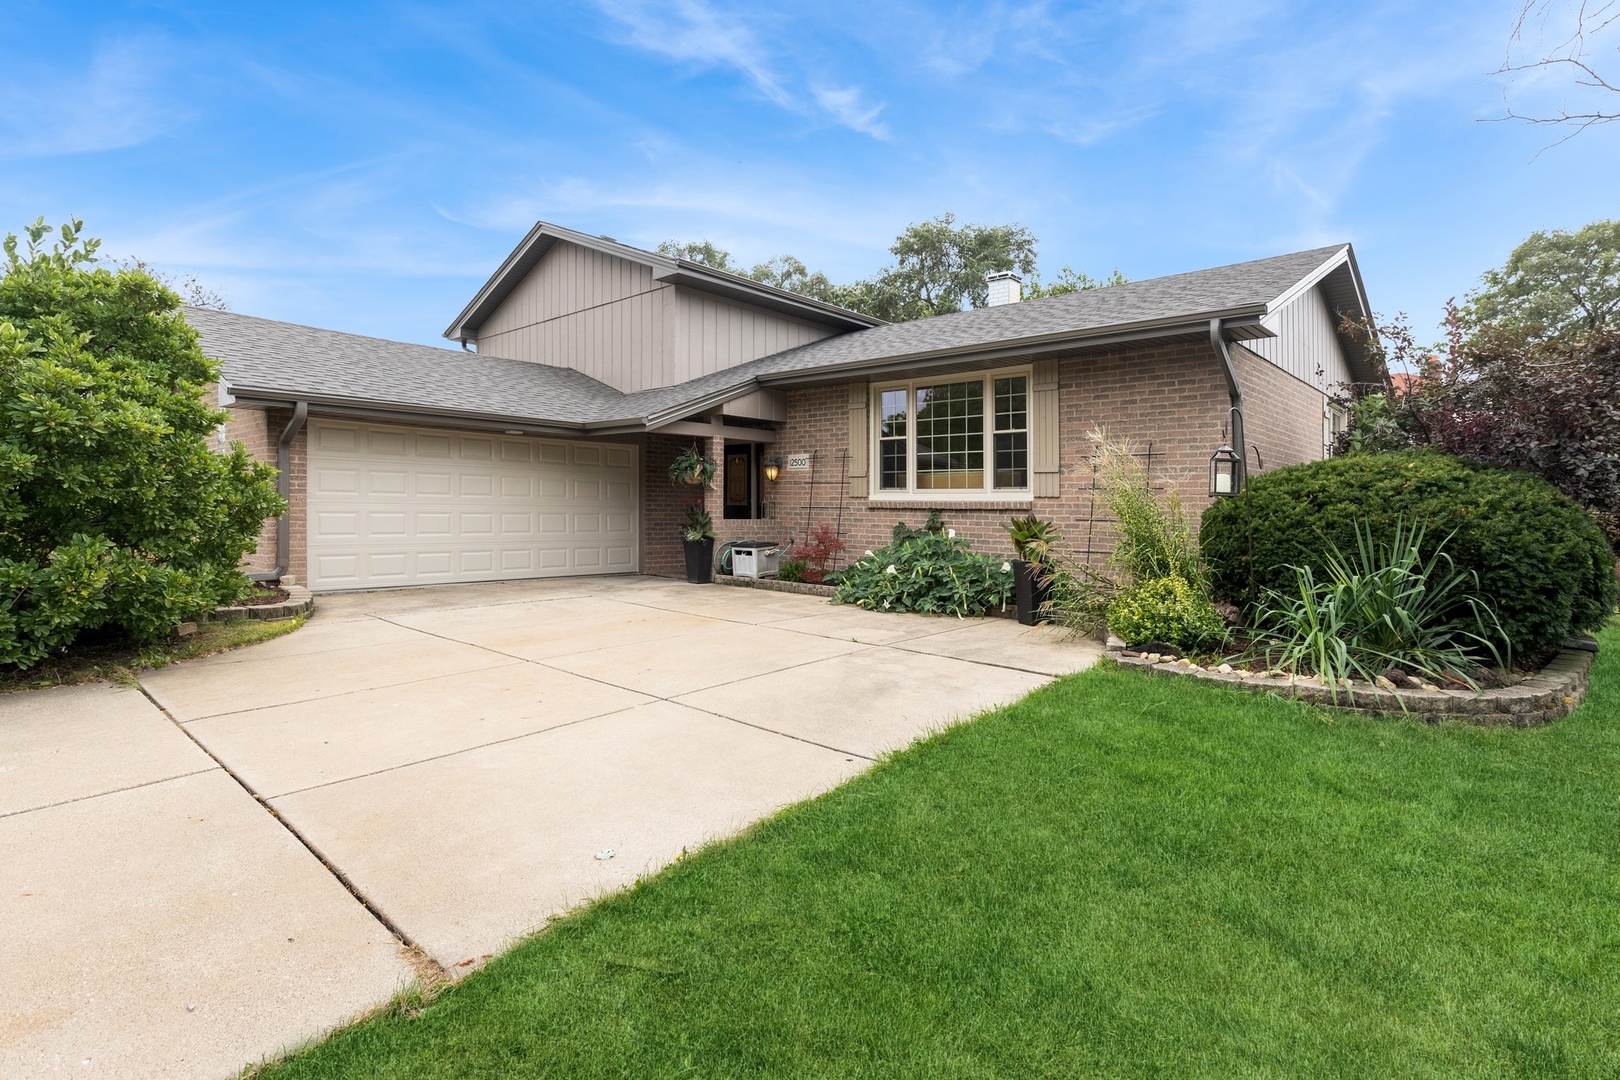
0 35 187 158
590 0 892 138
811 85 890 139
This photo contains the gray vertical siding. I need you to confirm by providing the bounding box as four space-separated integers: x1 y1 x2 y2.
1244 286 1352 393
671 289 831 381
474 240 835 394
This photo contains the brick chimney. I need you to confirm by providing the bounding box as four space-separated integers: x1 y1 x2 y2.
985 271 1022 307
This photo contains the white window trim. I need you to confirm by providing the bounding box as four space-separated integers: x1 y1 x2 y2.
868 366 1033 502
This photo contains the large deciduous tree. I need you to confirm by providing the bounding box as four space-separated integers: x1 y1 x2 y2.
0 219 283 668
661 214 1083 322
1460 220 1620 339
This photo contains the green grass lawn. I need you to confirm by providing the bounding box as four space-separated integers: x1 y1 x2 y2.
263 623 1620 1079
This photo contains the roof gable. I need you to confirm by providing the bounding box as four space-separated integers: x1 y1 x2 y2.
443 222 882 344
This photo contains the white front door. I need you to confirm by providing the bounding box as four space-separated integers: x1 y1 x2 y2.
305 420 638 591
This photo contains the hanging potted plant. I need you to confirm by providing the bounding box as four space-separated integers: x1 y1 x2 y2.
668 444 716 487
680 500 717 584
1005 514 1062 626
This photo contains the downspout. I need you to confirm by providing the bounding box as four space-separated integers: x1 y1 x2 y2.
1209 318 1246 489
248 400 308 583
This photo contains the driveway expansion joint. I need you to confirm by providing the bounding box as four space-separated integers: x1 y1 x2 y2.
134 682 445 982
0 766 219 820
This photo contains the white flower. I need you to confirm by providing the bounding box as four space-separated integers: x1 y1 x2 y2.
1001 561 1012 573
947 528 956 538
864 550 874 557
885 564 897 575
882 599 891 609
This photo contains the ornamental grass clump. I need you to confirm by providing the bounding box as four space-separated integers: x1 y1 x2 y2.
1045 430 1221 649
1245 518 1510 700
834 517 1012 617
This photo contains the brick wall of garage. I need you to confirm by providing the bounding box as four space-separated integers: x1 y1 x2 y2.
697 339 1328 577
227 406 307 584
224 404 282 575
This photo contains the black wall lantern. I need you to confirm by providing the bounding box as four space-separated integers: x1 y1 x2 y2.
1209 443 1242 497
1209 405 1246 497
763 456 782 482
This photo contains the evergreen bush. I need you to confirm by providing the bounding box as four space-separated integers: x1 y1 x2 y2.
1106 576 1226 651
1201 451 1616 657
0 219 282 668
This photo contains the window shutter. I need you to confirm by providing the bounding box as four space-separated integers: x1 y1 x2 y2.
1032 359 1059 497
847 381 869 498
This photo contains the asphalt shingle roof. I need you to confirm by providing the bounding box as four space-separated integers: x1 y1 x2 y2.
186 307 626 426
190 244 1353 429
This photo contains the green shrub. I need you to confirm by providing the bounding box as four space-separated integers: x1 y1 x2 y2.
1201 451 1616 657
1106 575 1226 651
775 558 807 583
1245 519 1509 694
0 219 283 669
834 529 1013 616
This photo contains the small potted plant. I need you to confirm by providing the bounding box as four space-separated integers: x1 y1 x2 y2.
668 445 716 487
680 500 717 583
1005 514 1062 625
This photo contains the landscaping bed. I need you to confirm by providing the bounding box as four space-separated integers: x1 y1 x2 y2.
0 616 305 693
1108 637 1597 723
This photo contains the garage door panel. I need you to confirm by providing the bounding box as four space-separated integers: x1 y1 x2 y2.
315 512 359 539
316 426 358 452
367 512 408 539
416 434 452 457
317 469 358 494
307 421 638 591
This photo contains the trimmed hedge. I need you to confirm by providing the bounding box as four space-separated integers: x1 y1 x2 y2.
1200 451 1617 658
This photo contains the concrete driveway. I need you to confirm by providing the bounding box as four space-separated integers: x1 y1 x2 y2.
3 576 1099 1076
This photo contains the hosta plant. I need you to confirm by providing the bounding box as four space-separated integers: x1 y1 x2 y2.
835 528 1013 617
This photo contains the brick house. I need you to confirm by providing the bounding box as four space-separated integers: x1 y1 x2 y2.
190 222 1377 591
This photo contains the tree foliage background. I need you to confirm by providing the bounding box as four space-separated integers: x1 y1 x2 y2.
1336 219 1620 547
0 219 282 668
659 213 1124 323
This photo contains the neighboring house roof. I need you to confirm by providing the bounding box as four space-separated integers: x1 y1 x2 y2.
442 221 884 343
194 242 1374 434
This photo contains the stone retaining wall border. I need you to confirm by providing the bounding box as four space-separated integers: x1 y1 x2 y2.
199 584 314 623
1107 639 1596 726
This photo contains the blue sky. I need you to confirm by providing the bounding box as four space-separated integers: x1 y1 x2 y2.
3 2 1617 348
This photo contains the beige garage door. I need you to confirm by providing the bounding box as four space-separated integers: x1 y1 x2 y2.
306 420 638 591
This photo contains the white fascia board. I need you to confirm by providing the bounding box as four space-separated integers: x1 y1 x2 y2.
1262 246 1353 322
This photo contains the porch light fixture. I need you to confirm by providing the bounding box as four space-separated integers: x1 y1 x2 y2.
1209 443 1243 497
764 457 782 482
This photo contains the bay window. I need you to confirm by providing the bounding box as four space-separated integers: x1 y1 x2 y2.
872 368 1031 497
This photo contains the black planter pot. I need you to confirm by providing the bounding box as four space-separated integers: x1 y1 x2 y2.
683 537 715 584
1013 559 1052 626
